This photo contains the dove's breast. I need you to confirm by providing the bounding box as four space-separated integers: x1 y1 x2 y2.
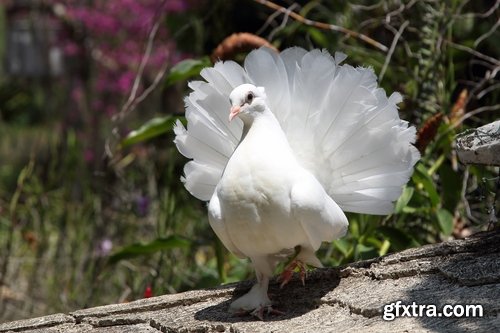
215 122 310 257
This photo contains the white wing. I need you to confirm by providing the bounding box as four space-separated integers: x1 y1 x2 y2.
174 47 419 214
290 173 349 251
207 191 245 258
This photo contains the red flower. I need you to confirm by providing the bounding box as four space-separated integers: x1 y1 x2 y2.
143 286 153 298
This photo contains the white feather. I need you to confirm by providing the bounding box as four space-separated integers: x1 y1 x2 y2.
174 46 419 212
182 160 221 201
244 48 290 123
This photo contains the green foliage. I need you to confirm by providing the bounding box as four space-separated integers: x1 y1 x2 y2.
437 208 454 236
108 236 191 264
120 116 181 148
0 81 45 125
164 57 211 87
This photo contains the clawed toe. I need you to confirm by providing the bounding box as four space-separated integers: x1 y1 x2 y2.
279 260 308 288
250 305 285 320
233 305 285 320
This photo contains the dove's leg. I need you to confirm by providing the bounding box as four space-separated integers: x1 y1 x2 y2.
229 275 271 319
279 260 308 288
279 246 322 288
229 257 282 320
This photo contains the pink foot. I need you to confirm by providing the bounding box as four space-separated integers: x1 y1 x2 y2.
251 305 286 320
279 260 308 288
233 305 285 321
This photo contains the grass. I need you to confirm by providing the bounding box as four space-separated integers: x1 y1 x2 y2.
0 124 249 321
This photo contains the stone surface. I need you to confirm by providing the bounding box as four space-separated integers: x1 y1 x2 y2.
0 313 75 332
1 230 499 333
456 120 500 166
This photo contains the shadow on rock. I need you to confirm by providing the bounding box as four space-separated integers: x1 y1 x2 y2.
195 268 341 322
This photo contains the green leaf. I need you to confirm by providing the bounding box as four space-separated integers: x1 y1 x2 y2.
402 206 418 214
377 226 414 251
355 243 378 260
333 238 351 257
365 236 384 249
308 28 328 48
436 208 454 236
379 239 391 256
439 163 462 212
349 218 360 238
10 160 34 214
395 186 414 213
164 57 211 87
120 116 179 148
413 163 440 207
108 236 191 264
428 154 445 176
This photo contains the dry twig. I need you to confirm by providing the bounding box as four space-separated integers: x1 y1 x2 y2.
253 0 388 52
455 0 499 19
445 40 500 67
474 18 500 47
379 20 409 82
106 4 170 158
114 18 163 123
211 33 278 62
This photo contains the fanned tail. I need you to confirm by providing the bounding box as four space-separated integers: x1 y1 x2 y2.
173 62 248 200
175 47 419 214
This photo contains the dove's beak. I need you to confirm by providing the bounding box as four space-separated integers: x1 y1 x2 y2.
229 106 240 122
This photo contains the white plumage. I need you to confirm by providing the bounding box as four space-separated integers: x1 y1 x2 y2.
174 47 419 317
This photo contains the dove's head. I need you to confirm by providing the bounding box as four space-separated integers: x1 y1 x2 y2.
228 84 267 123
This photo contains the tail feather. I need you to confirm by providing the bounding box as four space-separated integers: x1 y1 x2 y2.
213 60 249 88
175 47 419 214
174 120 228 168
287 49 337 139
190 81 242 142
244 48 290 124
182 161 222 201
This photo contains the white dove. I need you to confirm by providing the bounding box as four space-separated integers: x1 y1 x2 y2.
174 47 419 318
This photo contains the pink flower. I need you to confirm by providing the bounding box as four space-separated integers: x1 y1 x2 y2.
105 105 118 116
165 0 189 13
52 0 193 117
117 72 135 94
63 42 81 56
71 86 83 101
84 149 95 163
96 239 113 257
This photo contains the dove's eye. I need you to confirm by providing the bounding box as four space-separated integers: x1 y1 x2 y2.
246 92 254 104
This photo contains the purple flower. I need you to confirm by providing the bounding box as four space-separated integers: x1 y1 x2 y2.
165 0 189 13
136 195 150 217
117 72 135 94
70 85 83 101
63 42 81 56
84 149 95 163
96 239 113 257
49 0 194 120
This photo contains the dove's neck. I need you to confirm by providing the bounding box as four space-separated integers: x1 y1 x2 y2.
239 107 286 145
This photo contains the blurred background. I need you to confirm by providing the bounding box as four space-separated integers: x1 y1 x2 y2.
0 0 498 322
